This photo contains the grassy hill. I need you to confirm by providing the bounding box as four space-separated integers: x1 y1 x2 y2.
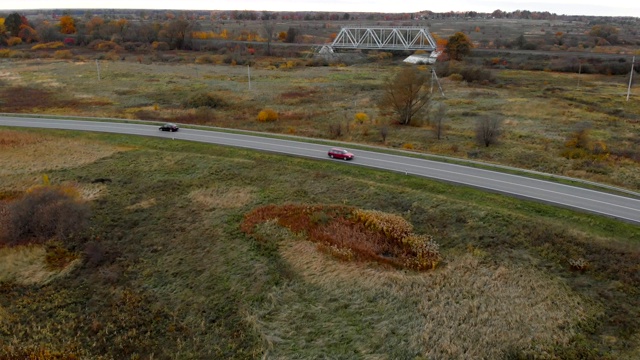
0 128 638 359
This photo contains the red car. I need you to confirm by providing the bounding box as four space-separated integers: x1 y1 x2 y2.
328 148 354 160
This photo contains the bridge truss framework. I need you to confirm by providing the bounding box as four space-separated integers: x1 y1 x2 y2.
321 26 437 53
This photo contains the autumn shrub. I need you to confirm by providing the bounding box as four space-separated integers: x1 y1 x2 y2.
569 257 589 272
45 241 79 270
90 40 122 52
449 73 464 81
402 143 414 150
328 122 342 138
2 185 90 246
174 107 217 124
354 112 369 124
195 55 216 64
151 41 170 51
7 37 22 46
257 108 278 122
352 209 413 243
0 49 14 58
31 41 65 50
53 50 73 59
242 204 441 271
402 235 442 270
182 92 227 109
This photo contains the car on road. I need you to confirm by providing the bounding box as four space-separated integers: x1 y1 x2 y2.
159 123 179 132
328 148 354 160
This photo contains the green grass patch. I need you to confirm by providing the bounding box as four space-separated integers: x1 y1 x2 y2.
0 127 639 359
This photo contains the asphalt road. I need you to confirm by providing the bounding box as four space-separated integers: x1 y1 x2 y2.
2 116 640 225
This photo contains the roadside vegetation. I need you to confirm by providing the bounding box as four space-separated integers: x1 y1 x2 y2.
0 128 639 359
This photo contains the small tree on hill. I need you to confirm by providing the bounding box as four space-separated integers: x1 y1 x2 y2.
378 66 431 126
446 32 473 61
476 116 502 147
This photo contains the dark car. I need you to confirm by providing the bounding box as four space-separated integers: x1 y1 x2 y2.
328 148 354 160
159 123 179 132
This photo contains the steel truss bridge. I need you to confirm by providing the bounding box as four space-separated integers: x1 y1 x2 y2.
319 26 437 53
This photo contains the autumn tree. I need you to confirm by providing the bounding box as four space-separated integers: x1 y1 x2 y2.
36 21 60 42
285 27 297 43
18 25 37 43
59 15 76 34
475 116 502 147
378 66 432 126
445 32 473 61
0 18 6 39
159 19 193 49
4 12 22 36
85 16 105 39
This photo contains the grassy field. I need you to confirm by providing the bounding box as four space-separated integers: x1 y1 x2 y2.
1 55 639 193
0 128 639 359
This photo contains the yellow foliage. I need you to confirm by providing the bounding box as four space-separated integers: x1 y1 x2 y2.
402 143 414 150
354 112 369 124
352 209 413 242
7 37 22 46
257 108 279 122
27 184 81 199
0 49 13 58
31 42 65 50
402 234 442 270
53 50 73 59
59 15 76 34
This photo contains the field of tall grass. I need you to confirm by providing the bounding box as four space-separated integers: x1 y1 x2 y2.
1 55 638 192
0 128 638 359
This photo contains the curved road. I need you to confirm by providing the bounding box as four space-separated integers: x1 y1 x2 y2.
2 116 640 225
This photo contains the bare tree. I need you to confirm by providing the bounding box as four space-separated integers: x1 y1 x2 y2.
378 66 431 126
263 21 276 56
476 116 501 147
431 102 447 140
3 186 90 245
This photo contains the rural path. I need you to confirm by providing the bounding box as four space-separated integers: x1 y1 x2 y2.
2 116 640 225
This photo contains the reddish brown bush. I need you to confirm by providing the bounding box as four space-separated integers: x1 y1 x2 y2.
2 186 90 245
242 204 442 271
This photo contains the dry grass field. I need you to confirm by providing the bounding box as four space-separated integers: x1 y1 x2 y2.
1 55 639 192
0 128 638 359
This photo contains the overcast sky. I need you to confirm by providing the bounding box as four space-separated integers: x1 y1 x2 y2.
1 0 638 17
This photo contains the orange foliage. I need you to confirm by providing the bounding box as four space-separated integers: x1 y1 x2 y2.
257 108 279 122
59 15 76 34
436 38 448 51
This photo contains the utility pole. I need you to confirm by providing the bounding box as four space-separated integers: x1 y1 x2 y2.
577 60 582 89
247 65 251 90
430 69 445 97
627 56 635 102
96 59 101 81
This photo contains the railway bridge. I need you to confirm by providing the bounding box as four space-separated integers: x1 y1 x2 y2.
319 26 437 54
